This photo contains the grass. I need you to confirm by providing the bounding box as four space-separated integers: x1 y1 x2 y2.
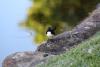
36 32 100 67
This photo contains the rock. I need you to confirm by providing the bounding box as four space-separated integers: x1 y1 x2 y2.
2 51 54 67
37 7 100 55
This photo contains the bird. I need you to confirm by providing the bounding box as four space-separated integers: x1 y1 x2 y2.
46 27 56 39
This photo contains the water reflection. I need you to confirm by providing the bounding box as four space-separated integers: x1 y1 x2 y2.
0 0 37 66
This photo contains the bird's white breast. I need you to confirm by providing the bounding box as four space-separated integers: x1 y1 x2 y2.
47 31 53 38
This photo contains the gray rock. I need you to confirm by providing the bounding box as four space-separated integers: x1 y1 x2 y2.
2 51 54 67
37 7 100 55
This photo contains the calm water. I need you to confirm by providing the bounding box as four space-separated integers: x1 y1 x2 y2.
0 0 37 66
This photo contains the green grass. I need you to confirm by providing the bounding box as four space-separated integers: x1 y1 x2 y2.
36 32 100 67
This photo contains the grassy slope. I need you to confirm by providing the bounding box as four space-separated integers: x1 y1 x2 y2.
37 32 100 67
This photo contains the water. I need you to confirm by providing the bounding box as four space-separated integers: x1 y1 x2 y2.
0 0 37 66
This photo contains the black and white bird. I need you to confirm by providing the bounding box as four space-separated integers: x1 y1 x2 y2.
46 27 56 39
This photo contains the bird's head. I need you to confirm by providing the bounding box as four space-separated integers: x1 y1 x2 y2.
48 27 52 31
